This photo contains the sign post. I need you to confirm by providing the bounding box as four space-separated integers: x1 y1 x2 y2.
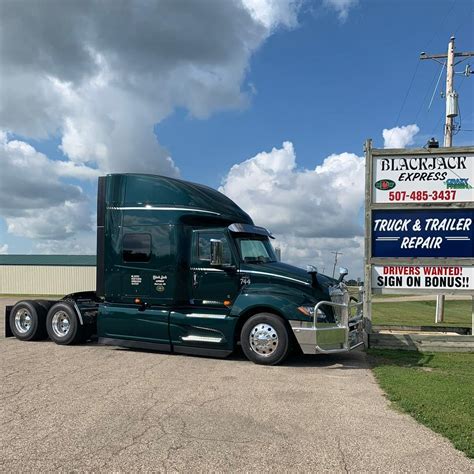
364 141 474 334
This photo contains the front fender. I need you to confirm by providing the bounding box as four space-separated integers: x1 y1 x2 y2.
230 287 308 321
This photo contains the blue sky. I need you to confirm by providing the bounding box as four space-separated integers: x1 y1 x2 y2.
157 0 473 188
0 0 472 276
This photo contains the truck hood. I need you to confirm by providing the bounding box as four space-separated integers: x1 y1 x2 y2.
239 262 337 298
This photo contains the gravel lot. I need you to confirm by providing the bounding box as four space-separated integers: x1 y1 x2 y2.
1 297 472 472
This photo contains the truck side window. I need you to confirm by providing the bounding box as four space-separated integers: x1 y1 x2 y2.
196 232 231 264
123 233 151 262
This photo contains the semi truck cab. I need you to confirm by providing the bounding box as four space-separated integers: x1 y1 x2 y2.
6 174 364 365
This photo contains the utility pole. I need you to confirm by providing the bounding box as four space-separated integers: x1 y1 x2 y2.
420 37 474 322
420 36 473 146
444 36 455 147
331 251 342 279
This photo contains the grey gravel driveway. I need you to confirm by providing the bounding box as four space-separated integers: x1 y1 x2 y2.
1 297 472 472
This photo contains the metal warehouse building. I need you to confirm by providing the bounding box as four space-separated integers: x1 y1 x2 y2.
0 255 96 296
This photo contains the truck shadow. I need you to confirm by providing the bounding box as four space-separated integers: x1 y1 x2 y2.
227 347 369 369
88 340 369 370
366 348 435 370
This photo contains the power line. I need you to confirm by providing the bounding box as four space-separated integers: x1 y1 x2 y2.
413 67 441 127
424 0 458 51
408 0 460 127
456 73 467 92
385 60 421 145
392 61 421 127
428 62 446 111
430 114 444 137
389 1 458 137
454 8 473 35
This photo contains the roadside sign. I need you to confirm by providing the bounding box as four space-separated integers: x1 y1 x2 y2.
372 209 473 258
373 151 474 203
364 142 474 300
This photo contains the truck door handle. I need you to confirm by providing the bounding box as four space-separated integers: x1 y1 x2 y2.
193 272 199 288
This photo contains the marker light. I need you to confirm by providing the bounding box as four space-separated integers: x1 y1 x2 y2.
134 298 142 305
297 306 313 317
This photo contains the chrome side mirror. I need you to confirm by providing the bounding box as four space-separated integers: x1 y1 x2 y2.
274 247 282 261
306 265 318 274
210 239 223 266
338 267 348 282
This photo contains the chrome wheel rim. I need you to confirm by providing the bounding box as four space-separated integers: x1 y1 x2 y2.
51 311 71 338
15 309 32 334
249 323 278 357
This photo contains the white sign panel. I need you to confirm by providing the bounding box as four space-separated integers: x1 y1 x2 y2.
373 153 474 203
372 265 474 291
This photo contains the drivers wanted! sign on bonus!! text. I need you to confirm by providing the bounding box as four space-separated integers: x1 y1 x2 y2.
372 265 474 291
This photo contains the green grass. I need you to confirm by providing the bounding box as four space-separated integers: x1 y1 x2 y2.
369 350 474 458
372 300 472 327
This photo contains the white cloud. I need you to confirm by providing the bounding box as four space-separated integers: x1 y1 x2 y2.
0 0 304 251
0 133 94 243
242 0 301 28
0 1 357 254
276 235 364 278
6 201 93 240
54 161 102 181
383 124 420 148
0 244 8 254
0 133 91 212
34 233 96 255
219 141 365 277
0 0 303 178
323 0 359 22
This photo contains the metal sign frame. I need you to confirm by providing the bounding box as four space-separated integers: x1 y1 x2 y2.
363 140 474 329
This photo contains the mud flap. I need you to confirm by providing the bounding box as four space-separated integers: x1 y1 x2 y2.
4 306 13 338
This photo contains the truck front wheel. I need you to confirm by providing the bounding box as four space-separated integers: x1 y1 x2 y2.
46 302 83 345
241 313 290 365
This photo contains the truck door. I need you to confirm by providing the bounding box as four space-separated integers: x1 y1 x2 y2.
190 230 240 306
168 229 240 354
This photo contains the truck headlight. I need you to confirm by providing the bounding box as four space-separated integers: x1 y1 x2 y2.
297 305 326 320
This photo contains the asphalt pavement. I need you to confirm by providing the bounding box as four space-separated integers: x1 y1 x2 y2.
1 297 472 472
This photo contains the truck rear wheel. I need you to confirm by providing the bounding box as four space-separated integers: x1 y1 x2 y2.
241 313 290 365
46 302 83 345
9 300 47 341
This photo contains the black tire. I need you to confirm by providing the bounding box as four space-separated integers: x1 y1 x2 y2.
9 300 47 341
35 300 54 313
46 302 84 345
241 313 290 365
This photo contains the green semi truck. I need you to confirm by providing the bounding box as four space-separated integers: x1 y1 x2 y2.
5 174 364 365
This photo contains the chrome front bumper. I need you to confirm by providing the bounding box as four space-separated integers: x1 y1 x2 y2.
290 287 365 355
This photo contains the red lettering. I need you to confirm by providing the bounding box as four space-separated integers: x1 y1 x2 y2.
383 266 420 276
422 266 462 276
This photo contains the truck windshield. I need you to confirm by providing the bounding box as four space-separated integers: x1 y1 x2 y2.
236 237 277 263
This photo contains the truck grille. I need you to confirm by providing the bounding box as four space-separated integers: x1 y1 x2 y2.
328 284 350 325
